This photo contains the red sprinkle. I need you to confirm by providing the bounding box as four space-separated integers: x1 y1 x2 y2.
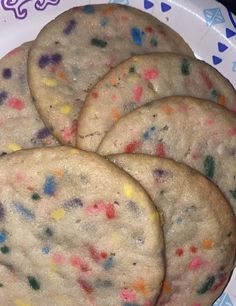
133 86 143 103
143 69 159 80
176 248 184 257
77 278 94 294
91 91 99 99
227 127 236 136
100 252 108 259
200 69 212 90
190 246 198 253
8 98 25 110
88 246 100 263
124 141 141 153
145 26 153 33
62 120 78 142
156 143 165 157
106 203 116 219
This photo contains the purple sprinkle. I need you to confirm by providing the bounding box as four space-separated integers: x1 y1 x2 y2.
51 53 62 64
37 128 50 139
63 20 77 35
0 203 4 221
154 168 165 177
64 198 83 209
38 55 50 69
0 91 8 105
2 68 12 79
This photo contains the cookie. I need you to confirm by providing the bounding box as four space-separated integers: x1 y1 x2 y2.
28 4 193 146
0 146 164 306
108 154 236 306
97 96 236 216
77 53 236 152
0 42 58 155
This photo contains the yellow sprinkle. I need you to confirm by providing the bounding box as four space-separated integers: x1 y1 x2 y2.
70 148 79 155
111 232 122 245
15 300 33 306
42 78 58 87
60 104 72 114
128 74 140 82
51 208 65 221
149 211 160 221
8 143 22 152
124 184 134 198
49 262 57 273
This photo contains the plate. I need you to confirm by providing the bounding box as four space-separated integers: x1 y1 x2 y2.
0 0 235 305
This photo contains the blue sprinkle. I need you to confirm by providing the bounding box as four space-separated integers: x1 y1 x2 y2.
103 257 114 271
43 176 56 196
100 18 108 27
63 20 77 35
131 27 144 46
64 198 83 209
0 91 8 105
123 303 140 306
42 247 50 254
143 126 155 140
13 202 35 220
83 5 95 14
0 231 6 243
176 217 182 224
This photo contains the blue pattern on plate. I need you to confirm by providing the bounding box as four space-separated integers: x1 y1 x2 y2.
232 61 236 72
212 55 223 65
144 0 154 10
218 42 228 52
213 293 234 306
161 2 171 13
226 28 236 38
203 8 225 26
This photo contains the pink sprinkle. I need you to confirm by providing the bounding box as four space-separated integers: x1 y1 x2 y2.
8 98 25 110
227 127 236 136
86 202 107 215
188 257 204 270
192 304 201 306
200 69 212 90
144 301 153 306
6 47 21 57
205 119 215 126
133 86 143 103
111 94 117 101
62 120 77 142
143 69 159 80
231 106 236 113
156 143 165 157
178 104 189 113
52 253 65 265
120 289 137 302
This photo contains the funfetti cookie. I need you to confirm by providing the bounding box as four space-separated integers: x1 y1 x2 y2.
77 53 236 152
108 154 236 306
28 4 194 146
0 146 164 306
97 96 236 216
0 42 58 155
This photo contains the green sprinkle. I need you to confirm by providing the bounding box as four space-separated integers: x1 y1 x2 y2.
181 58 190 76
230 189 236 199
91 38 107 48
197 276 215 294
0 283 3 287
27 276 40 290
45 227 53 237
150 37 158 47
129 66 136 73
31 193 41 201
204 155 215 179
211 88 220 101
0 246 10 254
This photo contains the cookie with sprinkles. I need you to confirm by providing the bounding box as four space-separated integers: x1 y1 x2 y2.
77 53 236 152
108 154 236 305
0 147 164 306
0 42 58 155
28 4 193 146
97 96 236 216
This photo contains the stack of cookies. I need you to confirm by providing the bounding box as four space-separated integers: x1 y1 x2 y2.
0 4 235 306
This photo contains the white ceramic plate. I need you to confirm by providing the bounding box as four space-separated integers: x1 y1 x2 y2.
0 0 235 305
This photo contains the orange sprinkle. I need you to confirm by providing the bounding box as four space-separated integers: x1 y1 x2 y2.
218 95 226 107
132 279 148 296
112 110 121 121
102 5 117 15
57 71 67 81
203 239 214 250
162 104 174 115
162 280 172 294
53 168 64 177
110 78 118 86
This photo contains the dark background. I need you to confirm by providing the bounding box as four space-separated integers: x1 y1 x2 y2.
217 0 236 14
